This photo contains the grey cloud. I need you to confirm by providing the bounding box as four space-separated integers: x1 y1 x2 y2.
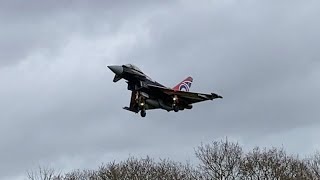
1 0 320 179
0 0 171 67
129 0 320 132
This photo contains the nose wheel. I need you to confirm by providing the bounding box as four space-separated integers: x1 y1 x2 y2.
140 109 146 117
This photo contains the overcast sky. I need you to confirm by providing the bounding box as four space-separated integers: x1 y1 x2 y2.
1 0 320 179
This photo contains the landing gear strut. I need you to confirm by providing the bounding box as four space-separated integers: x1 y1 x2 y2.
173 95 179 112
134 91 147 117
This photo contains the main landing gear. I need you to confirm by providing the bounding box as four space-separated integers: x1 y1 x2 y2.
172 95 179 112
140 109 146 117
173 105 179 112
134 91 147 117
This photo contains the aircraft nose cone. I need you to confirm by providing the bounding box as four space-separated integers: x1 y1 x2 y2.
107 65 123 75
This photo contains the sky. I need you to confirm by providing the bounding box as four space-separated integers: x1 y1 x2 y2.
0 0 320 179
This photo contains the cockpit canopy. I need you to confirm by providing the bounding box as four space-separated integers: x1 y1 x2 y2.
124 64 153 80
125 64 142 72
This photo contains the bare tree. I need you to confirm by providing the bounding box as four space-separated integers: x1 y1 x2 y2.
27 166 59 180
97 156 156 180
97 156 197 180
304 152 320 179
62 169 97 180
240 147 286 179
153 159 199 180
195 138 243 180
240 147 313 180
97 161 122 180
26 138 320 180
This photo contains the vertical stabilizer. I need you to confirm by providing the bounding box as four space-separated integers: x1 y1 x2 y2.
172 77 193 92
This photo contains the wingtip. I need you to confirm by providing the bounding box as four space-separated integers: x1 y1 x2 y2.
211 93 223 99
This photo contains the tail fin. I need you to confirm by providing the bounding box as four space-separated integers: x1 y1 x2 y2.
173 77 193 92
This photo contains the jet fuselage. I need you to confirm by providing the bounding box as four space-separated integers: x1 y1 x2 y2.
108 64 222 117
108 64 175 113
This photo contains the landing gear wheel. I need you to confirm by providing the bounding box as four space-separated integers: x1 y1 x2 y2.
140 110 146 117
173 105 179 112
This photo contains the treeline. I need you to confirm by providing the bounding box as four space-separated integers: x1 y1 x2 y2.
27 139 320 180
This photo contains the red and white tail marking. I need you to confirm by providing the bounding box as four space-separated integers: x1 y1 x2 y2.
172 77 193 92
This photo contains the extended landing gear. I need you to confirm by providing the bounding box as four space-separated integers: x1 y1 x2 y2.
173 105 179 112
140 109 146 117
172 95 180 112
135 92 147 117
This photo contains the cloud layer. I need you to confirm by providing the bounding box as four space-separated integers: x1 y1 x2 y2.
1 1 319 179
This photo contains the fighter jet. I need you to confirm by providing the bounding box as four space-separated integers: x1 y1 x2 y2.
108 64 222 117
